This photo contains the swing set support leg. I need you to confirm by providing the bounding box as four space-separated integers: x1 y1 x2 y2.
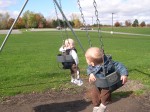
53 0 85 53
0 0 85 53
0 0 29 52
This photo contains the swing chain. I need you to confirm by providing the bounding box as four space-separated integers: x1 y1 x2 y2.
93 0 104 50
77 0 92 47
53 1 61 28
53 0 65 44
59 0 69 39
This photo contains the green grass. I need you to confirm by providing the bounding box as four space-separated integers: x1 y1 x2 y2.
100 27 150 34
0 28 150 98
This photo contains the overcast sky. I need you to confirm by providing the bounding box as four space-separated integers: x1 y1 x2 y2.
0 0 150 25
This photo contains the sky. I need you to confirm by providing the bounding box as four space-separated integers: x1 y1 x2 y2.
0 0 150 25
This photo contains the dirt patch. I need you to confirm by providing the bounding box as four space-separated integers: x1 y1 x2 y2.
0 79 150 112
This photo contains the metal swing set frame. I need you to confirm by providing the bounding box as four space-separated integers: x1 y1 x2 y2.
0 0 123 91
52 0 78 68
0 0 84 69
77 0 123 91
0 0 85 53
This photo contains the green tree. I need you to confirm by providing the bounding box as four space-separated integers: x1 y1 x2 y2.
52 19 58 28
16 17 25 29
22 10 31 28
73 19 81 28
35 13 46 28
28 12 37 28
132 19 139 27
0 13 3 29
22 11 46 28
70 13 81 28
0 12 10 29
7 18 15 29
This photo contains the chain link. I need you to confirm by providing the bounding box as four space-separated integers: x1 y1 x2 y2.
53 1 61 27
53 0 65 42
53 0 69 45
93 0 104 50
77 0 92 47
59 0 69 39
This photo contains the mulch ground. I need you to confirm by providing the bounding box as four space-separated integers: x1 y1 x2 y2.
0 79 150 112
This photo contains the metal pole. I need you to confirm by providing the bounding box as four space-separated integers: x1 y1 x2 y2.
112 13 114 31
0 0 29 52
92 16 93 30
53 0 85 53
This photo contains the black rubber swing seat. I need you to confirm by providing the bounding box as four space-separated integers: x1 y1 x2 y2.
95 71 123 91
57 54 74 62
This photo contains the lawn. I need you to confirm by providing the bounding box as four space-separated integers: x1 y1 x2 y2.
0 28 150 98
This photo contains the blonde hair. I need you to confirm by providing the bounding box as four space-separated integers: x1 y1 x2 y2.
64 38 75 48
85 47 104 65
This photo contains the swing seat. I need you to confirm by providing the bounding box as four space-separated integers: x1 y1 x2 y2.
57 54 74 62
95 71 123 91
62 62 73 69
57 54 74 69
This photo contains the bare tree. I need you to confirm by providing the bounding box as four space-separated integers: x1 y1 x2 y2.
114 21 121 27
125 20 131 27
70 13 82 28
140 21 146 27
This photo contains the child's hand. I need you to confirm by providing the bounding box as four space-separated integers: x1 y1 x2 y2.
89 73 96 83
120 75 128 84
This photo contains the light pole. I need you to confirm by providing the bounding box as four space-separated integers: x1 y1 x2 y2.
111 13 114 34
112 13 114 31
92 16 93 30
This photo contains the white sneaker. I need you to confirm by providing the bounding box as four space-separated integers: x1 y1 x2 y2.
74 79 83 86
97 104 106 112
71 79 75 83
93 107 99 112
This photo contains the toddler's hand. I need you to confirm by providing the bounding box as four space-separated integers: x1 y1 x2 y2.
120 75 128 84
89 73 96 83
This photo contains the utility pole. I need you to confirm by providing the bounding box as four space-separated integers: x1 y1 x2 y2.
92 16 93 30
111 13 114 34
0 0 29 52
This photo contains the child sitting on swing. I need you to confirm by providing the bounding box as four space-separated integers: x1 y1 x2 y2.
85 47 128 112
59 38 83 86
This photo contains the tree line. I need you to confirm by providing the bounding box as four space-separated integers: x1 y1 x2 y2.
114 19 150 27
0 10 82 30
0 10 149 30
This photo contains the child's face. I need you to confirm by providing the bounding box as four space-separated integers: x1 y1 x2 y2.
85 56 93 66
65 40 74 49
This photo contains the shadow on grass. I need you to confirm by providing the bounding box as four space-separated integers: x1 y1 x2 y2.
33 100 91 112
0 72 69 89
111 91 133 103
129 69 150 77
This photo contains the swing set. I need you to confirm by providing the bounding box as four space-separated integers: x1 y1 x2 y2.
0 0 123 92
53 0 82 69
77 0 123 92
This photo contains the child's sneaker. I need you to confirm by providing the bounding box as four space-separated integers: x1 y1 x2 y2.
93 107 99 112
71 79 75 83
74 79 83 86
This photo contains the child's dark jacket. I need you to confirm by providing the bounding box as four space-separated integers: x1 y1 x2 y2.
87 55 128 78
